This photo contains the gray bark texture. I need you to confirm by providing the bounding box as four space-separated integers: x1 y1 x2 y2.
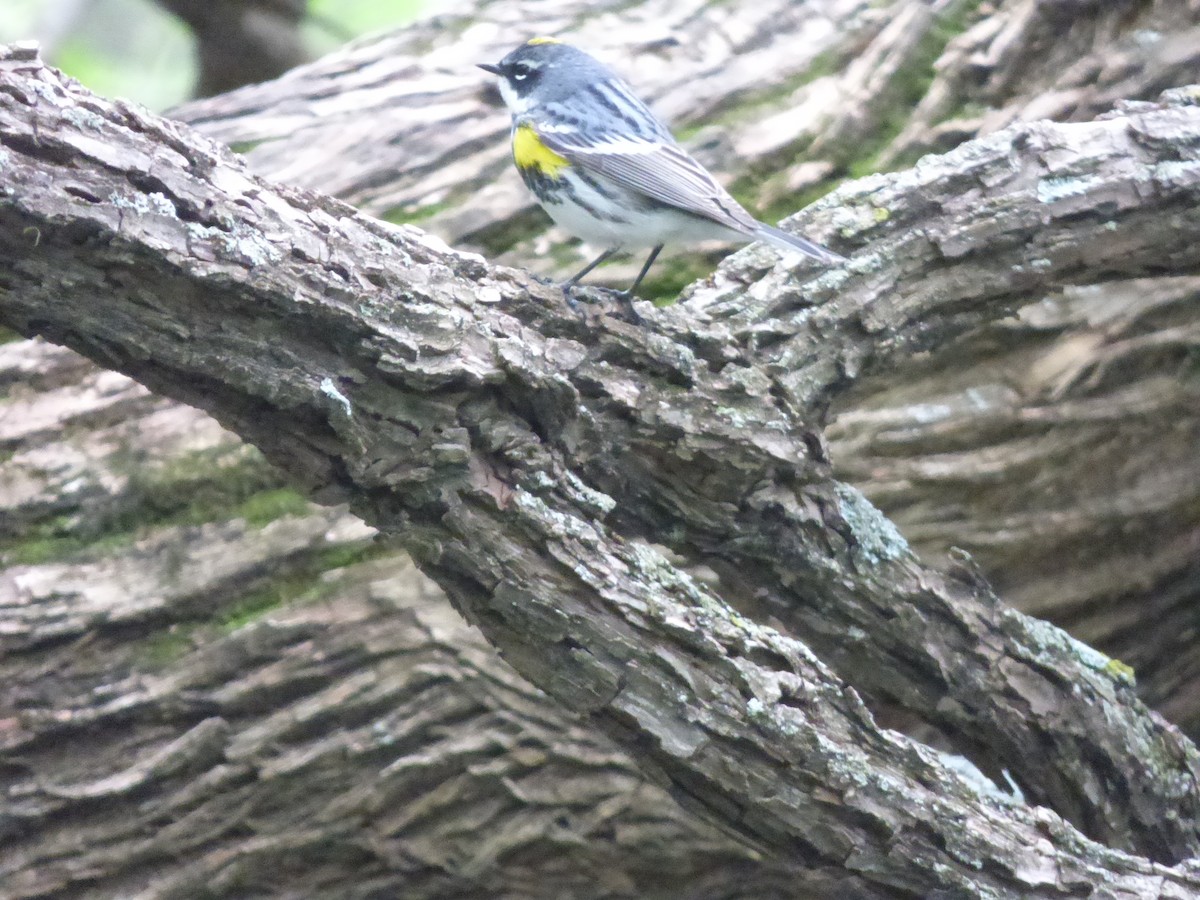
2 0 1200 897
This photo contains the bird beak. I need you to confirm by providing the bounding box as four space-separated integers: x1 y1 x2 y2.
477 63 502 75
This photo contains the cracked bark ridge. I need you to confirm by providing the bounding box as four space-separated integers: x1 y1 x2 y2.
3 47 1200 896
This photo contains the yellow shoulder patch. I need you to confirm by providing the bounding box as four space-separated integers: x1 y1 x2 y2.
526 36 562 45
512 124 569 177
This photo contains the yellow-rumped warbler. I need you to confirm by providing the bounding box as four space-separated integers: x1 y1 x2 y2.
479 38 844 305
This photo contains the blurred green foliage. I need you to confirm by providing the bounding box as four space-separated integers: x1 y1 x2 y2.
0 0 424 111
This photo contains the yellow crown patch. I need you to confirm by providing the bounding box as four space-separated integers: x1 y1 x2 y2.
526 36 562 45
512 125 569 177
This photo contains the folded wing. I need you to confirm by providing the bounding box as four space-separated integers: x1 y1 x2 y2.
535 127 760 236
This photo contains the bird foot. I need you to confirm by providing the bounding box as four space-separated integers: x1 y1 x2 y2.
560 284 643 325
560 282 586 317
604 288 643 325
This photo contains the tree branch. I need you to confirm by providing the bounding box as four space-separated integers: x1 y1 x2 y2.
171 0 1200 746
1 336 817 899
3 44 1200 896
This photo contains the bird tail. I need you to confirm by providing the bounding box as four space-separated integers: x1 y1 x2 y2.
753 223 845 264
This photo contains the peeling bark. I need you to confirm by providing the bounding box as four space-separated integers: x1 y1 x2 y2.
3 29 1200 898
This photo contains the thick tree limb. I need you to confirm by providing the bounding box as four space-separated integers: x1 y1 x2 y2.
1 341 817 900
171 0 1200 746
3 43 1200 900
828 270 1200 734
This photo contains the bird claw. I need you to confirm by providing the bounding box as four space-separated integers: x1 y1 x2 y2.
559 284 642 325
560 283 586 318
604 288 643 326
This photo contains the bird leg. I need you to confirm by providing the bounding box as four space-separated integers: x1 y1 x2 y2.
561 247 619 300
615 245 663 301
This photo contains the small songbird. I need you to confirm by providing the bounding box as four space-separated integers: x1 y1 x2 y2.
479 38 844 306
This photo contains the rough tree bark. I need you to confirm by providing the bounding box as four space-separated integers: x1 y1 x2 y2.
174 0 1200 742
2 0 1200 897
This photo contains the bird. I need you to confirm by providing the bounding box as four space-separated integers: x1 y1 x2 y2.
478 38 844 311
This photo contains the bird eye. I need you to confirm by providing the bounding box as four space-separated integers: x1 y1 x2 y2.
511 63 532 81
